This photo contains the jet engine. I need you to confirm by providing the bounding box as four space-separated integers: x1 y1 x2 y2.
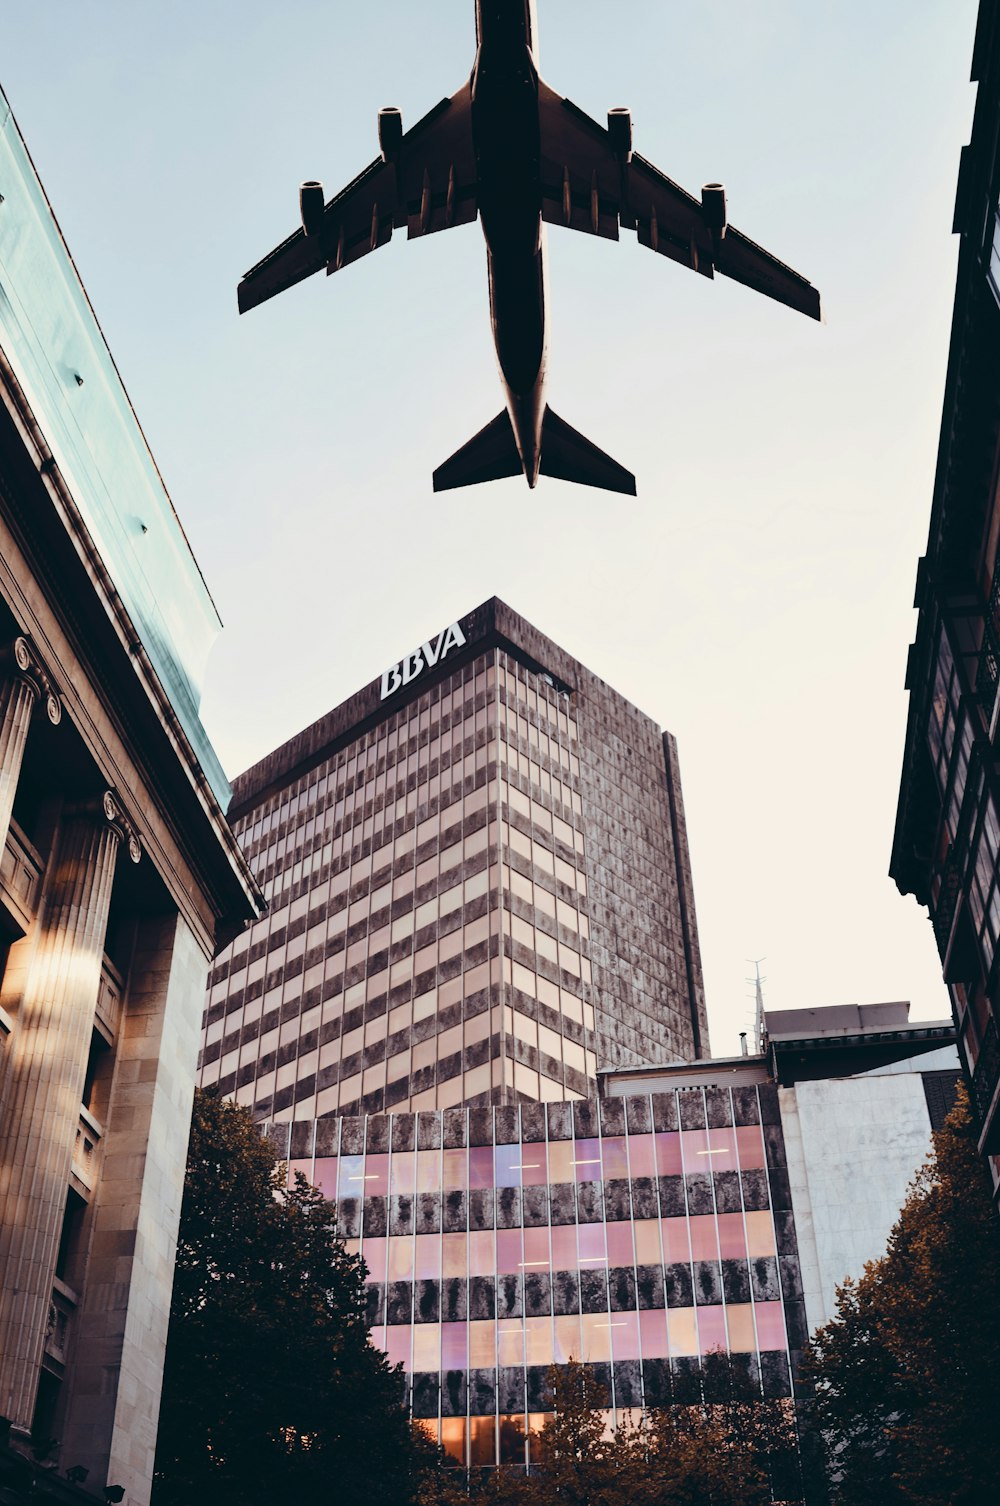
701 183 727 239
299 181 325 237
607 108 632 164
379 107 403 163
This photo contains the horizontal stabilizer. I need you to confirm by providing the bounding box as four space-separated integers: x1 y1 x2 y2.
433 410 522 492
539 407 636 495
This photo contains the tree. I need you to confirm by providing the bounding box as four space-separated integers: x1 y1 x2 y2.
803 1084 1000 1506
153 1089 422 1506
417 1357 803 1506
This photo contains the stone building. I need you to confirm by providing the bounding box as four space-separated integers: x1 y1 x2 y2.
0 87 262 1503
891 0 1000 1206
200 596 706 1121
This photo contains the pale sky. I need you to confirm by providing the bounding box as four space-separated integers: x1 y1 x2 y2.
2 2 980 1051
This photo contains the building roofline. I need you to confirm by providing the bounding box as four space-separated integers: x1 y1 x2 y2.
229 596 671 817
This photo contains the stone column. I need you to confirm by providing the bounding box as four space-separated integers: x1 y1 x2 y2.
0 635 61 855
60 911 207 1506
0 791 140 1432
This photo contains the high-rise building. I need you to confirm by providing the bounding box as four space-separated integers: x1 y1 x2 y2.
890 0 1000 1206
201 599 960 1477
200 598 706 1120
0 87 262 1505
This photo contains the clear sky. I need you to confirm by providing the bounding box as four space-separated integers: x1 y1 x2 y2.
2 1 980 1051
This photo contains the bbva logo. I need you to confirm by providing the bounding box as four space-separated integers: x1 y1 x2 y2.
380 621 468 700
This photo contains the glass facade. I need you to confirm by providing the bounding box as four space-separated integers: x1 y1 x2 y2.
270 1081 803 1469
201 629 694 1119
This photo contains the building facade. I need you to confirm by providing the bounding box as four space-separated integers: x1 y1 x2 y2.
891 0 1000 1205
200 598 960 1474
0 88 262 1504
200 598 706 1121
257 1001 957 1470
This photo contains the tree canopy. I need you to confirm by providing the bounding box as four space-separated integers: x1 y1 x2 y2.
802 1084 1000 1506
152 1089 424 1506
417 1356 802 1506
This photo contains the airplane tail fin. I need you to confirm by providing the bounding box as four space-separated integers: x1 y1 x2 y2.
433 410 522 492
538 407 636 495
432 404 636 495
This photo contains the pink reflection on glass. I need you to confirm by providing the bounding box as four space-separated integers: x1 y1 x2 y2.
441 1322 468 1369
717 1214 747 1260
522 1226 549 1268
661 1218 690 1265
288 1158 313 1188
626 1134 655 1179
736 1125 767 1170
551 1224 577 1271
680 1129 709 1171
386 1325 411 1369
706 1127 737 1166
639 1308 668 1360
578 1224 607 1265
442 1148 467 1190
469 1230 494 1276
606 1222 634 1267
698 1306 727 1355
689 1216 720 1262
600 1137 628 1181
496 1229 522 1274
517 1146 548 1186
390 1150 416 1194
654 1133 682 1177
469 1146 494 1189
610 1310 641 1361
415 1234 441 1279
363 1153 389 1196
360 1236 387 1283
754 1302 787 1351
573 1138 602 1182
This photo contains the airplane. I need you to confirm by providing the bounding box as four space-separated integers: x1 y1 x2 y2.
237 1 821 497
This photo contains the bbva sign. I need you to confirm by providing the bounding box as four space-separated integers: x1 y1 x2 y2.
380 621 467 700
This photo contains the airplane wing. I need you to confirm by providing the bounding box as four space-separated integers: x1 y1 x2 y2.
536 81 821 322
238 82 478 314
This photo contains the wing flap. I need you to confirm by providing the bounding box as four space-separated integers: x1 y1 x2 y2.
538 88 620 240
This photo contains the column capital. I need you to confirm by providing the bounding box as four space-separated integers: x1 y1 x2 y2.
101 790 142 865
3 635 61 726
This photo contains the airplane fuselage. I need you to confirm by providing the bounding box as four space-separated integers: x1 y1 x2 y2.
471 1 548 485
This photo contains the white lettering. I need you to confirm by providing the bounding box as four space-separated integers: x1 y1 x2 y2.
400 649 425 686
438 622 467 658
380 664 402 698
379 621 468 700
